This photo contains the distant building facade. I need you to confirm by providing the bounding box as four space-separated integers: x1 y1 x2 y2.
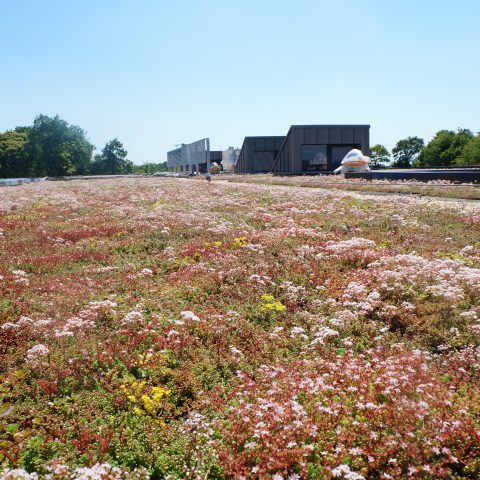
271 125 370 174
168 125 370 175
234 136 285 173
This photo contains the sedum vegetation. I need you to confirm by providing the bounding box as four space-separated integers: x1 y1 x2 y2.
0 178 479 479
226 175 480 201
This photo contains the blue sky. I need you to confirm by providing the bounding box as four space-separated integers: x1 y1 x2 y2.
1 0 479 164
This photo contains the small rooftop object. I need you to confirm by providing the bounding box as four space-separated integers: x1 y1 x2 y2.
209 162 221 174
334 149 370 174
0 177 46 186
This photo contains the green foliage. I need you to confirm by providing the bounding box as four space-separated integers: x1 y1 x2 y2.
415 128 474 167
0 115 134 178
369 144 390 169
20 436 47 473
91 138 133 174
391 136 424 168
133 161 168 174
27 114 95 176
0 128 30 177
392 137 424 168
457 133 480 165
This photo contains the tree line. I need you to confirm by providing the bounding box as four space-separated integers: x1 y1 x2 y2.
370 128 480 169
0 114 167 178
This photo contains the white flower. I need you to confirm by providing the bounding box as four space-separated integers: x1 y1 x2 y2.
1 322 19 331
230 346 244 358
460 245 475 256
121 311 144 325
0 469 39 479
71 463 123 480
0 469 39 480
137 268 153 277
25 344 50 368
180 311 200 322
287 474 301 480
332 464 364 479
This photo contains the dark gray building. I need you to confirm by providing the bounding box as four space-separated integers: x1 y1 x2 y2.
210 150 223 165
271 125 370 174
196 151 222 173
235 136 285 173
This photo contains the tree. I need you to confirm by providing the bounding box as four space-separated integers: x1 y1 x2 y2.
90 139 133 174
391 136 424 168
457 133 480 165
0 129 30 178
369 144 390 169
414 128 474 167
133 161 168 174
26 114 94 176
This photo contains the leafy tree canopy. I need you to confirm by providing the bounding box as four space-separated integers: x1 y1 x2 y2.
0 129 30 178
133 161 168 174
27 114 95 176
0 115 137 178
414 128 474 167
369 144 390 169
457 133 480 166
91 139 133 174
391 136 424 168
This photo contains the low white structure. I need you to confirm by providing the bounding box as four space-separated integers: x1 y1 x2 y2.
0 177 46 186
334 149 370 174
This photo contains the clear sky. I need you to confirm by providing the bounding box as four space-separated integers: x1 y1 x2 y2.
1 0 479 164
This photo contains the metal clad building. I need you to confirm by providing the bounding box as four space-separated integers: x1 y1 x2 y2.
167 146 184 171
271 125 370 174
235 136 285 173
167 138 210 172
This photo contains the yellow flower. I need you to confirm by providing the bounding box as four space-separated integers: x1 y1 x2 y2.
121 378 169 417
232 237 248 248
260 294 275 303
258 294 286 313
259 302 286 313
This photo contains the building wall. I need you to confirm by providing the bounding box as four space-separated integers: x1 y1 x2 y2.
235 136 285 173
167 146 184 171
166 139 210 171
194 151 222 173
272 125 370 174
210 151 222 162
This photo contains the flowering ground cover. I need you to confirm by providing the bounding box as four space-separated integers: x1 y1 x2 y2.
224 174 480 201
0 178 479 479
